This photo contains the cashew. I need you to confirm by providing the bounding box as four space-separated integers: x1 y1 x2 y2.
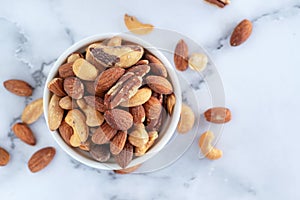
65 109 88 143
198 131 222 160
77 99 104 127
135 131 158 156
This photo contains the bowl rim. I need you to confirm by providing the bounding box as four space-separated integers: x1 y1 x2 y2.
43 33 182 170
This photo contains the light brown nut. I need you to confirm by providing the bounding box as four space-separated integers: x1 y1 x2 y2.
124 14 154 35
58 62 75 78
199 131 222 160
145 76 173 94
230 19 253 47
144 96 162 131
120 87 152 107
28 147 56 173
73 58 98 81
107 36 122 46
188 53 208 72
59 96 78 110
63 77 84 99
48 95 64 131
135 60 149 65
67 52 83 63
47 78 66 97
104 109 133 131
3 79 33 96
177 103 195 134
174 39 188 71
90 144 111 162
114 142 133 168
58 121 73 146
135 131 158 156
130 105 146 124
0 147 10 166
21 98 43 124
65 109 88 143
84 96 106 112
91 122 118 145
114 164 141 174
204 107 231 124
149 63 168 78
88 45 144 68
95 67 125 97
127 65 150 77
166 93 176 115
70 132 81 147
77 99 104 127
104 72 142 109
110 131 127 155
204 0 230 8
128 124 149 148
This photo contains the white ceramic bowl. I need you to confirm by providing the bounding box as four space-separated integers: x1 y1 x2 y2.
43 33 182 170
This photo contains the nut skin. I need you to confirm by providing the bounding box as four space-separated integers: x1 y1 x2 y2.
28 147 56 173
174 39 188 71
21 98 43 124
47 78 66 97
130 105 146 124
145 76 173 94
110 131 127 155
144 96 162 130
58 62 75 78
0 147 10 166
63 77 84 99
58 121 73 146
199 131 222 160
114 142 133 169
204 107 231 124
3 79 33 96
177 103 195 134
230 19 253 46
84 96 106 112
149 63 167 78
104 109 133 131
124 14 154 35
48 95 64 131
92 122 118 145
12 123 36 146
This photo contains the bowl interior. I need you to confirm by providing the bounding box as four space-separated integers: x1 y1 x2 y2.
43 33 182 170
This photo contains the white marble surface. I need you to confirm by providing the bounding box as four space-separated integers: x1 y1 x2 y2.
1 0 300 199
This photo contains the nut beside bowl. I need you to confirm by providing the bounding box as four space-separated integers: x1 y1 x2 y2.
43 33 182 170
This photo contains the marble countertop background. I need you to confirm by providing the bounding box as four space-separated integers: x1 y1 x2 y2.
1 0 300 199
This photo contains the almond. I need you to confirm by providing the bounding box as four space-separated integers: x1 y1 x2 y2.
84 96 106 112
47 78 66 97
0 147 10 166
48 95 64 131
63 77 84 99
21 98 43 124
58 121 73 146
174 39 188 71
110 131 127 155
120 87 152 107
204 0 230 8
58 62 75 78
124 14 154 35
149 63 167 78
90 144 110 162
114 164 141 174
146 75 173 94
12 123 36 145
204 107 231 123
92 122 118 145
28 147 56 173
73 58 98 81
114 142 133 168
3 79 33 96
82 80 96 95
230 19 253 47
144 96 162 131
104 109 133 131
130 105 146 124
145 53 163 65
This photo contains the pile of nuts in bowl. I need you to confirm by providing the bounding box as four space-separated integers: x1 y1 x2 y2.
47 36 176 168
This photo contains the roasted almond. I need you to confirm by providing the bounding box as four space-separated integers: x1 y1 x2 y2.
28 147 56 173
120 87 152 107
144 96 162 131
114 142 133 168
0 147 10 166
204 0 230 8
63 77 84 99
90 144 111 162
145 75 173 94
47 78 66 97
12 123 36 145
230 19 253 47
58 62 75 78
92 122 118 145
174 39 188 71
21 98 43 124
204 107 231 123
48 95 64 131
104 109 133 131
124 14 154 35
110 131 127 155
84 96 106 112
58 121 73 146
3 79 33 96
130 105 146 124
149 63 168 78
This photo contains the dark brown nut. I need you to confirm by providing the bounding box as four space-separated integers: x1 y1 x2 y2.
58 121 73 146
3 79 33 96
114 142 133 168
95 67 125 97
91 122 118 144
174 39 188 71
104 109 133 131
149 63 167 78
145 76 173 94
28 147 56 173
127 65 150 77
144 96 162 131
204 107 231 124
130 105 146 124
204 0 230 8
82 80 96 95
110 131 127 155
145 53 163 65
79 137 92 151
88 45 144 68
47 78 66 97
0 147 10 166
63 77 84 99
58 62 75 78
84 96 106 112
12 123 36 146
90 144 111 162
104 72 142 109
